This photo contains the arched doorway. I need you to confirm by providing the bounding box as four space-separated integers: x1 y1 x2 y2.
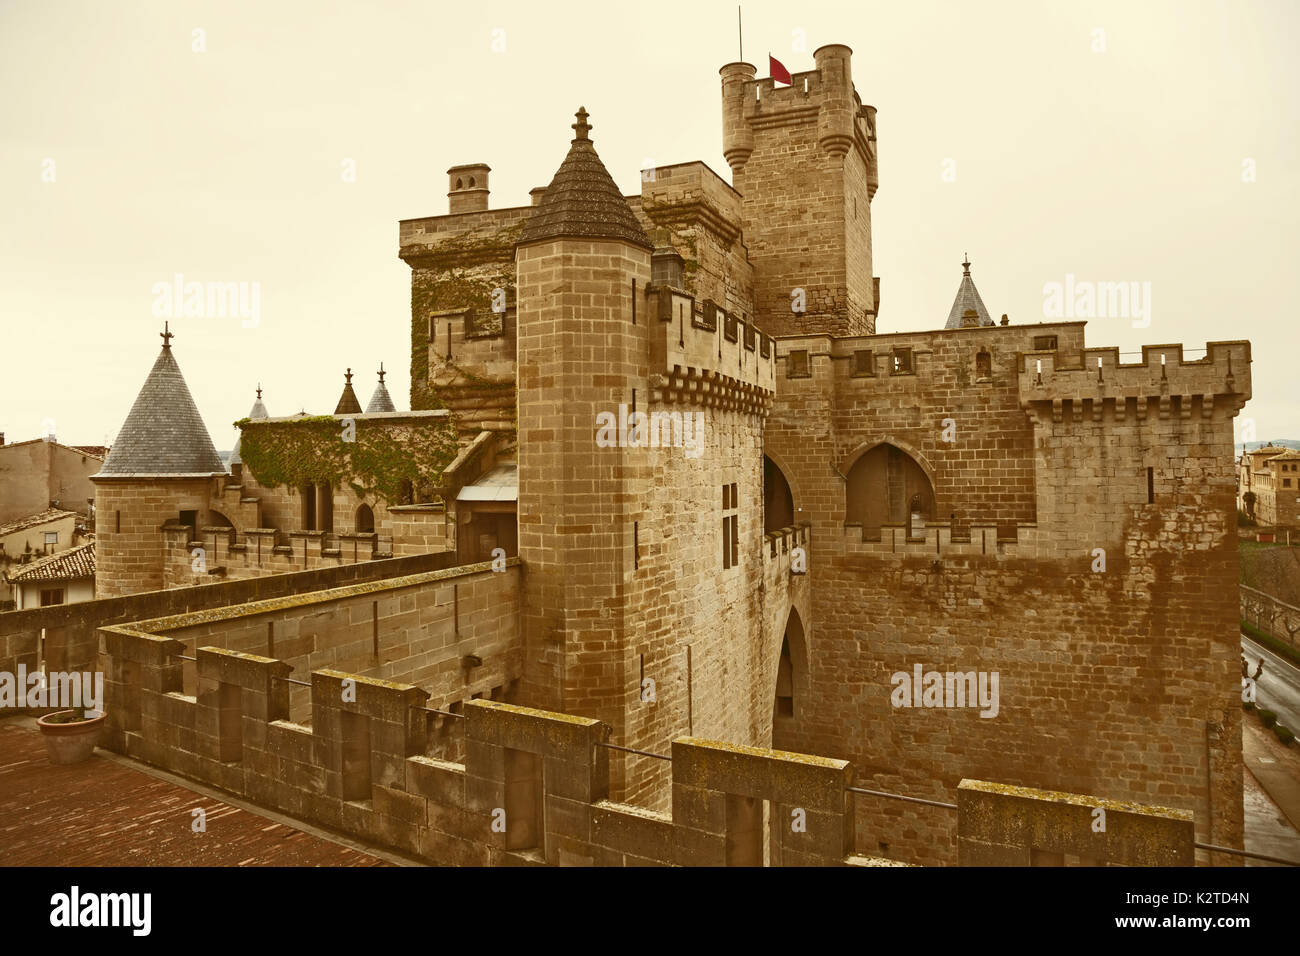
763 454 795 533
845 443 935 534
355 503 375 534
772 607 807 750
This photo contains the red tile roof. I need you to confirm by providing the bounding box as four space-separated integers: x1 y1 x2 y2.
7 542 95 582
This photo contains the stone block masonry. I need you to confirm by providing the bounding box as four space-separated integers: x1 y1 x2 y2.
765 334 1250 864
102 559 522 741
95 620 1200 867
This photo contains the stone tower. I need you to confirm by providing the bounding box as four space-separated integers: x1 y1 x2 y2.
720 44 879 337
92 325 226 598
514 108 654 796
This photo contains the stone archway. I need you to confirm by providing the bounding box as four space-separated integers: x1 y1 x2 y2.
844 442 935 532
772 607 808 750
763 454 795 533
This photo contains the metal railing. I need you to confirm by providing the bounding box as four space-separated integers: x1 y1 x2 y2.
1195 841 1298 866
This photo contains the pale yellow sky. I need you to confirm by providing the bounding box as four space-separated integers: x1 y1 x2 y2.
1 0 1296 449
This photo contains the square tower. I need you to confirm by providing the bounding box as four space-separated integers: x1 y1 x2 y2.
721 45 879 337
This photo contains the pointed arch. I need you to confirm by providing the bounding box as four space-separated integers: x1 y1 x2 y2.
762 447 803 529
843 440 937 531
773 607 808 738
763 454 796 533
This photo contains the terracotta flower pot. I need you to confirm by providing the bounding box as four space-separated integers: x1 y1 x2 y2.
36 711 106 765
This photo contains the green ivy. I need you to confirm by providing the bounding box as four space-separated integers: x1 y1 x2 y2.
235 415 460 504
407 222 522 411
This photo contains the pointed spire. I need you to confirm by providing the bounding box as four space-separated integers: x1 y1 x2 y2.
519 108 653 250
98 334 224 475
944 255 994 329
334 368 363 415
365 362 397 414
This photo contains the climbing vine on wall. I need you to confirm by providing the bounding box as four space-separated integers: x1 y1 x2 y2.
235 415 461 504
406 221 522 412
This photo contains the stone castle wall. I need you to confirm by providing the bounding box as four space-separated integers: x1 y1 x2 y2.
130 559 520 734
764 338 1250 864
93 623 1198 867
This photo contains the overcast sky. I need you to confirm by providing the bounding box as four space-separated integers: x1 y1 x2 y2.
1 0 1296 451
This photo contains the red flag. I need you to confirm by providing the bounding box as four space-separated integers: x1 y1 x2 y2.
769 54 791 86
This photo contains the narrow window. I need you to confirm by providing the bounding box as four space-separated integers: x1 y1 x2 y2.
722 483 739 570
1146 467 1155 504
975 350 992 379
890 348 913 375
633 521 639 570
115 510 121 533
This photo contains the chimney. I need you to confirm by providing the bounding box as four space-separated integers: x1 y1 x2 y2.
448 164 491 214
529 186 547 206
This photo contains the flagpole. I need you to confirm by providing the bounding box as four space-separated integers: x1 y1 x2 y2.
738 6 743 61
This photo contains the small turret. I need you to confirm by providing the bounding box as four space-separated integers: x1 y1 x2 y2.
334 368 363 415
365 363 397 413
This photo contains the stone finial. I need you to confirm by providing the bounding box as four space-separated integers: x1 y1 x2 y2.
962 254 971 277
160 320 174 349
377 362 386 385
572 106 592 142
345 367 353 385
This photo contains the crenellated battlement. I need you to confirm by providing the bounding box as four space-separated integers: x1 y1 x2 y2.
1018 340 1251 421
647 286 776 413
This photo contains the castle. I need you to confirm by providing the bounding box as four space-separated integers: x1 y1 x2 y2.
5 43 1252 866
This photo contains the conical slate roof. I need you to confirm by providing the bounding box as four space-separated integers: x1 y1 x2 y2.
944 256 994 329
334 369 363 415
519 108 652 249
230 386 269 467
99 330 225 476
365 364 396 414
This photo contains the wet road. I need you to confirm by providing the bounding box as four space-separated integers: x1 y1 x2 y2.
1242 633 1300 733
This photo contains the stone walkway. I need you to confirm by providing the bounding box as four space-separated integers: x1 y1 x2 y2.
0 717 392 866
1242 717 1300 865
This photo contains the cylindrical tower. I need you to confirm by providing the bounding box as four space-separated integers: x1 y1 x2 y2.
813 44 854 159
719 61 756 176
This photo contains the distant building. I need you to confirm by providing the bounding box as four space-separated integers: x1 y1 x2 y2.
0 436 104 524
5 541 95 609
0 508 81 569
1240 445 1300 527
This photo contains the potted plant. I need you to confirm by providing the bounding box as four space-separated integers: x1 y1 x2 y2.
36 707 106 765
